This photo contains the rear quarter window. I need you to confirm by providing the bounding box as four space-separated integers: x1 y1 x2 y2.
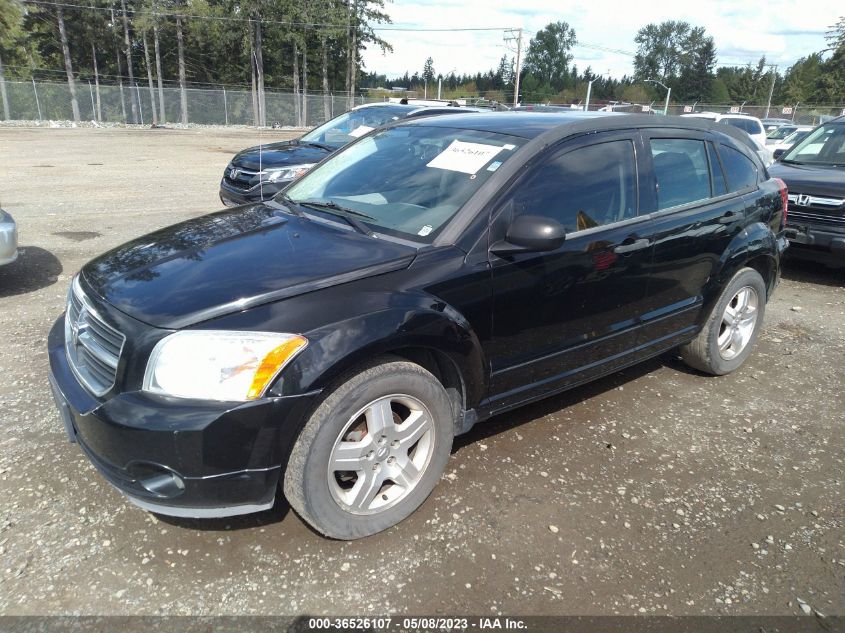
719 144 759 191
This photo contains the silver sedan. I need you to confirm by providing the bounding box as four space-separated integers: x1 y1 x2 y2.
0 209 18 266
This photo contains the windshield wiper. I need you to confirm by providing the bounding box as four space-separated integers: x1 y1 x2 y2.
300 140 334 151
779 158 804 165
299 199 376 219
298 199 376 237
275 194 304 217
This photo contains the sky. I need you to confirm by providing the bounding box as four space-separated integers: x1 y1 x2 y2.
360 0 841 81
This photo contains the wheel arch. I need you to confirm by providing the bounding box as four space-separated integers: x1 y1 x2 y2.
706 221 779 317
272 305 488 434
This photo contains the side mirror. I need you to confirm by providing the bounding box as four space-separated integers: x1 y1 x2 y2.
491 214 566 256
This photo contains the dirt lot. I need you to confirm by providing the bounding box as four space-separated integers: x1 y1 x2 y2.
0 127 843 617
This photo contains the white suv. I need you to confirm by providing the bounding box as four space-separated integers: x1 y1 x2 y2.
682 112 772 164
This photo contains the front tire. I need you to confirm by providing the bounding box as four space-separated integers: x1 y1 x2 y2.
284 357 454 539
680 267 767 375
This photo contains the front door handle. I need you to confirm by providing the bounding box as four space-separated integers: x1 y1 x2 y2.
718 211 741 224
613 237 650 254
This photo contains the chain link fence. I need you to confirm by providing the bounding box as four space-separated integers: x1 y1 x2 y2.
0 80 381 126
4 80 845 126
582 101 845 124
666 103 845 124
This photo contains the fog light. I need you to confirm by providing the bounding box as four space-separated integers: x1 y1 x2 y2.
127 462 185 498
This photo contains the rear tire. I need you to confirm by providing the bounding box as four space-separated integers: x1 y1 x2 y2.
680 267 767 375
284 357 454 539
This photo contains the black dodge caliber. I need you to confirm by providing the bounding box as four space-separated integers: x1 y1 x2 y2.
49 113 788 539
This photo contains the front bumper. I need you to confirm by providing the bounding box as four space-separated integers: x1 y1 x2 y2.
219 179 286 207
48 316 318 518
784 220 845 257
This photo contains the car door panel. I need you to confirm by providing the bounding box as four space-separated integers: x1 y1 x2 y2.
636 132 749 349
486 219 656 407
483 131 656 410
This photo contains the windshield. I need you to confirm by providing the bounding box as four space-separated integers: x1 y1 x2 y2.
781 123 845 166
283 125 525 243
299 105 411 149
766 126 796 140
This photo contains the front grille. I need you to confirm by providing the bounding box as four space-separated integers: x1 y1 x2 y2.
65 277 125 396
787 192 845 212
223 166 260 191
788 210 845 227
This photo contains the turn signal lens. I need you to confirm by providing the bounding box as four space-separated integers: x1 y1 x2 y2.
247 335 308 399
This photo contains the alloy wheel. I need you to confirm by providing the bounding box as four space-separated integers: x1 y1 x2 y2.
718 286 759 360
327 394 435 515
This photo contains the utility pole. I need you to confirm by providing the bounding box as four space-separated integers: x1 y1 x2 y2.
764 64 778 119
504 28 523 107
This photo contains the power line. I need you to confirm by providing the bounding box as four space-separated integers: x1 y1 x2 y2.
575 41 636 57
17 0 794 80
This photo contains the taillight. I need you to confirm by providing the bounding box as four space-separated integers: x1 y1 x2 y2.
774 177 788 229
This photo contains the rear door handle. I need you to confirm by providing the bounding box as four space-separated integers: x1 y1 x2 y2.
613 237 650 254
718 211 741 224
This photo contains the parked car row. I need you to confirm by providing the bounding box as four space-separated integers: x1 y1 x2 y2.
761 117 795 131
765 123 800 144
681 112 772 164
50 109 792 538
219 102 481 206
769 126 813 159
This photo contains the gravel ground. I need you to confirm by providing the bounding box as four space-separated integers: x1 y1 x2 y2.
0 127 843 617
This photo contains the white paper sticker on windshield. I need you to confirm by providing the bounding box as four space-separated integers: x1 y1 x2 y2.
418 224 433 236
426 140 505 175
502 144 516 151
348 125 374 138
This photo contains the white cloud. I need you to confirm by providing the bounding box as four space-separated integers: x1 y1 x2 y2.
361 0 838 80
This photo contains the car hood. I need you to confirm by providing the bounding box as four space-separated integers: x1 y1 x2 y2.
231 140 331 170
81 204 416 329
769 162 845 198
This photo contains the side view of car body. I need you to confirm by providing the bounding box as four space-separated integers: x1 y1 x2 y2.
49 113 787 539
0 209 18 266
769 115 845 262
219 102 477 206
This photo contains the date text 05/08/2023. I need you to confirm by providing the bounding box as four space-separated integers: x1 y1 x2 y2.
306 617 528 630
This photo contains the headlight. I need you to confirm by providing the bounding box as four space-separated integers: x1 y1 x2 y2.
262 164 315 183
143 331 308 401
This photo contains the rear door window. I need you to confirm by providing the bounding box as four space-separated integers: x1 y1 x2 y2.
649 139 712 210
719 144 759 191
